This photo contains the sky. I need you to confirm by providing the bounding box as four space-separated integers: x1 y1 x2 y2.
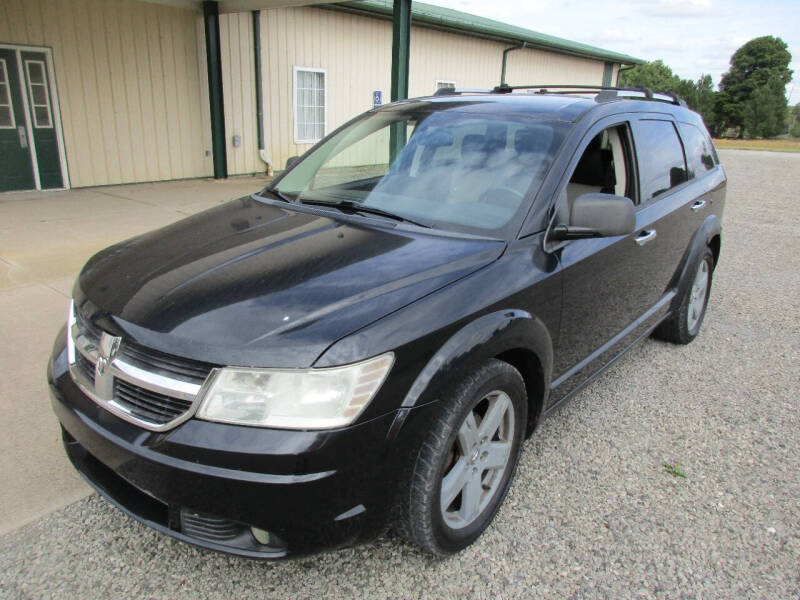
426 0 800 103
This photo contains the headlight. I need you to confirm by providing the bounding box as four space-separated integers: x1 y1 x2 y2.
195 353 394 429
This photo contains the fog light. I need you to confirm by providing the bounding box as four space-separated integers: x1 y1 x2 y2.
250 526 271 545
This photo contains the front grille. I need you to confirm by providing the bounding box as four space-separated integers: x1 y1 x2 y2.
181 511 242 542
119 340 214 385
76 352 96 385
114 379 193 425
75 309 102 343
70 301 212 430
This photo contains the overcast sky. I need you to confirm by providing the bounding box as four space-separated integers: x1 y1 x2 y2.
427 0 800 104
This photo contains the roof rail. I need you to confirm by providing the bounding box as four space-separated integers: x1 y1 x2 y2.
433 87 494 96
489 84 687 107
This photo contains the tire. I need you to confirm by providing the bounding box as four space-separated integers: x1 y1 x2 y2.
654 247 714 344
396 359 527 556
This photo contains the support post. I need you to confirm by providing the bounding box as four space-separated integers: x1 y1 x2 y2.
390 0 411 102
204 1 227 179
389 0 411 162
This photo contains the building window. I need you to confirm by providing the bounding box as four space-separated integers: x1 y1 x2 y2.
294 67 326 144
0 59 15 129
25 60 52 128
435 80 456 92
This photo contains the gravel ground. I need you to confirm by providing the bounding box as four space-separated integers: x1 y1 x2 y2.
1 149 798 599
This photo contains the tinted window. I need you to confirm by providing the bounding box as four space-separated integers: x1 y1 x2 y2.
636 120 688 200
566 125 633 210
679 122 716 178
272 108 567 236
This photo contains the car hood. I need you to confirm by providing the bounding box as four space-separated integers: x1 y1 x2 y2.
75 196 505 368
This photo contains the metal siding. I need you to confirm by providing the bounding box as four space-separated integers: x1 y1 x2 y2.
0 0 213 187
219 12 261 175
257 7 608 170
0 0 611 184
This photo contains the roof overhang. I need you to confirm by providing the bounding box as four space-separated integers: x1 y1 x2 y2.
137 0 347 13
332 1 643 65
138 0 643 65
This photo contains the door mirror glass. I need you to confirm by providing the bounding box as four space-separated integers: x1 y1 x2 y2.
570 193 635 237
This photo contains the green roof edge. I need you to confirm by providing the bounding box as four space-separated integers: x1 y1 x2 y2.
334 1 644 65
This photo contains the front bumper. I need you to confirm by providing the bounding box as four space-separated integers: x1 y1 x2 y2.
48 335 435 558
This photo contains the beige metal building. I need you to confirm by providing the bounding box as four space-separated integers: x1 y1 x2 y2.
0 0 641 192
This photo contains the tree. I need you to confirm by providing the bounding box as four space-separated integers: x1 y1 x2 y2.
717 36 793 137
789 103 800 138
694 75 717 129
618 59 679 91
619 61 717 131
742 79 785 137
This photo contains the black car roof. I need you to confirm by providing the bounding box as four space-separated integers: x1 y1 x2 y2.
389 92 699 124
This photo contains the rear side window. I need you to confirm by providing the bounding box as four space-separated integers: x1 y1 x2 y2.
679 122 716 178
636 120 688 200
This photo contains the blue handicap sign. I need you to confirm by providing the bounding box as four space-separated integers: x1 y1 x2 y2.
373 90 382 108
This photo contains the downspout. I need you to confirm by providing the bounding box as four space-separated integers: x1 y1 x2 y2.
500 42 527 88
616 63 636 86
252 10 272 175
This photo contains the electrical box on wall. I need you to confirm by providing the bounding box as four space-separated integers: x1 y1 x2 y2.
232 135 241 148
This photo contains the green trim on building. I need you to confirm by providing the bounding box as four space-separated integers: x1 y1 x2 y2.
390 0 411 102
335 1 643 66
389 0 411 162
203 0 227 179
602 62 614 87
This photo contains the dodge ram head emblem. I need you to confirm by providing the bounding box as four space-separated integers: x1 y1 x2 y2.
97 333 121 375
95 332 122 398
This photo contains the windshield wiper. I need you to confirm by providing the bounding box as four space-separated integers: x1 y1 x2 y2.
299 199 430 228
263 188 293 203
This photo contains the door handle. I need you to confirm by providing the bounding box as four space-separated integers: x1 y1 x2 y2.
634 229 657 246
691 199 707 212
17 126 28 149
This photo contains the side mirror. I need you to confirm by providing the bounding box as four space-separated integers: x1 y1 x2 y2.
285 156 301 170
552 193 635 240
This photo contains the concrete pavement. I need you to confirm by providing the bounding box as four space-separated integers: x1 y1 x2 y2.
0 175 270 534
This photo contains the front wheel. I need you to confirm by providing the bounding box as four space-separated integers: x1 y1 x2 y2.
396 359 527 556
654 247 714 344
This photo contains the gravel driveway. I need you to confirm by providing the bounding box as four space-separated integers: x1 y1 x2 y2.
1 149 798 599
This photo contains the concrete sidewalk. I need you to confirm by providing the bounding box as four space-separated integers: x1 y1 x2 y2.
0 175 270 535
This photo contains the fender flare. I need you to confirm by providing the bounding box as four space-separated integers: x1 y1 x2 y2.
667 214 722 311
387 309 554 440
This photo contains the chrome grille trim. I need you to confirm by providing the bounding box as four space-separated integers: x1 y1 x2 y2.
114 379 194 424
120 340 213 385
67 301 214 432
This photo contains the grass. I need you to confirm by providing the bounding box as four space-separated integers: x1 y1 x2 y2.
663 462 687 479
713 138 800 153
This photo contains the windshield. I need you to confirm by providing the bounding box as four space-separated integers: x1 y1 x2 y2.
267 105 568 236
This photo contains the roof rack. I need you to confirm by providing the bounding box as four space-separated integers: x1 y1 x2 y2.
433 87 495 96
434 84 687 107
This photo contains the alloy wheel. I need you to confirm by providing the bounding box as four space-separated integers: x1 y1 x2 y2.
440 390 515 529
687 259 709 333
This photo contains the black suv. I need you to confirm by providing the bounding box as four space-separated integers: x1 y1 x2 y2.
48 87 726 558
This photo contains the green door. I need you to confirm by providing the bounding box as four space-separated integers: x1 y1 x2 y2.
0 48 36 191
20 50 63 189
